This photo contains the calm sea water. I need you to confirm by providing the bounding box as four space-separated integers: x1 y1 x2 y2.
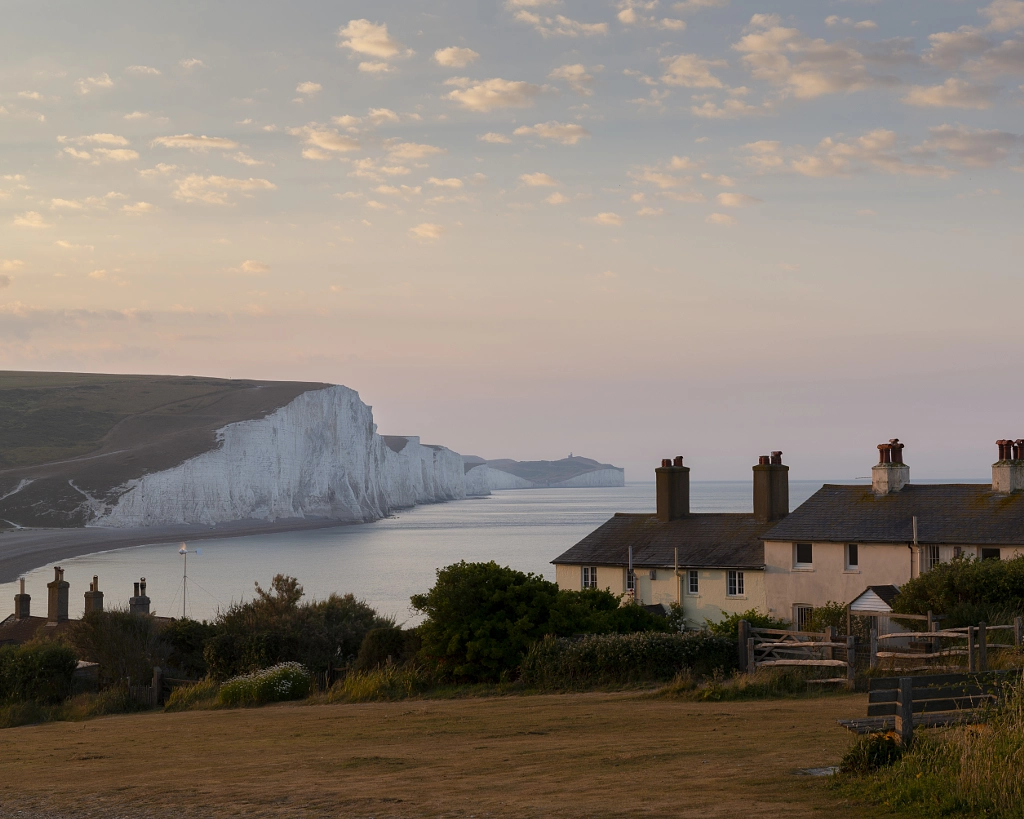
0 480 841 623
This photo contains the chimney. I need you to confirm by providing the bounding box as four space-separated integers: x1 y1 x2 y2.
656 456 689 522
129 577 151 616
14 578 30 620
992 439 1024 494
83 575 103 614
872 439 910 495
46 567 70 624
753 451 790 523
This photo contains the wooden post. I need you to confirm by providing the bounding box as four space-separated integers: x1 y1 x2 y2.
978 622 987 672
896 676 914 745
1015 616 1023 649
968 626 976 672
152 666 163 707
930 612 940 655
747 637 756 676
870 628 878 670
825 625 836 662
846 605 851 639
846 636 856 689
738 620 750 672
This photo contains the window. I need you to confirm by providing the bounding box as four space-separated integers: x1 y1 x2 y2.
649 569 658 581
795 543 813 567
626 570 636 592
846 544 859 570
981 548 1001 561
794 605 814 631
954 546 963 559
688 570 699 595
926 546 940 572
582 566 597 589
727 570 744 597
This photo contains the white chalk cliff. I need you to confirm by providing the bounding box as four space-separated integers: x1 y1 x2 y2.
93 386 469 527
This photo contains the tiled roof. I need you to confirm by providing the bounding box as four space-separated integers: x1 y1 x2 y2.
0 615 75 646
552 513 773 570
763 483 1024 545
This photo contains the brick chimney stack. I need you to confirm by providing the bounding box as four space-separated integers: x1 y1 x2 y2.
14 578 30 620
992 439 1024 494
83 575 103 614
129 577 151 615
46 567 69 624
656 456 689 522
753 451 790 522
872 439 910 495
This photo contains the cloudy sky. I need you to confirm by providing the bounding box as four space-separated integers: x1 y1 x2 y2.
1 0 1023 481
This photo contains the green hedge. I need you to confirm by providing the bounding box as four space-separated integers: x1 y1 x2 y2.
520 631 736 688
0 643 77 704
217 662 311 707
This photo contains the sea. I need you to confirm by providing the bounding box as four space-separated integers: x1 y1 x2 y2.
0 480 902 624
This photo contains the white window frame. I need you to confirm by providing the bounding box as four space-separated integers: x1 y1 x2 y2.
794 604 814 631
926 546 940 572
846 543 859 571
687 570 699 595
626 569 636 592
727 570 744 597
794 542 814 570
582 566 598 589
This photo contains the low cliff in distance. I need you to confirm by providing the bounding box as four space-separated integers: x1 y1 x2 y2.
462 456 625 494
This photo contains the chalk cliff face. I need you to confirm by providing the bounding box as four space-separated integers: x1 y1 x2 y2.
94 386 468 528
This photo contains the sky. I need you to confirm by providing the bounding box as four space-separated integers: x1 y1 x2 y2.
1 0 1023 482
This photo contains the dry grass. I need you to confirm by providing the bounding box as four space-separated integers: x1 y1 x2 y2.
0 691 878 818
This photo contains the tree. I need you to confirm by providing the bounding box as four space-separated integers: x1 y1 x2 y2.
67 608 170 685
893 554 1024 626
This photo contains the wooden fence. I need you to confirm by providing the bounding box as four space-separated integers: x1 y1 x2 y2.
740 621 856 688
871 617 1023 673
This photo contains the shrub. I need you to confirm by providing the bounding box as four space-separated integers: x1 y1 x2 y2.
0 642 77 704
0 700 48 729
893 554 1024 627
328 664 434 703
520 631 736 688
206 575 389 679
217 662 311 707
840 732 904 774
354 627 421 671
705 609 789 639
807 601 849 635
163 618 217 678
164 679 220 712
66 607 170 685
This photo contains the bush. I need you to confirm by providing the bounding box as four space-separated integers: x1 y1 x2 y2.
520 631 737 688
0 642 77 704
840 732 904 774
217 662 311 707
328 664 434 703
163 618 217 678
206 575 389 679
807 601 849 635
705 609 789 639
67 607 170 686
893 554 1024 627
164 679 220 712
354 627 421 671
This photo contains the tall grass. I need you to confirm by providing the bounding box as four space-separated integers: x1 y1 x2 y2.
835 671 1024 818
164 679 220 712
327 663 434 703
657 667 839 701
217 662 311 708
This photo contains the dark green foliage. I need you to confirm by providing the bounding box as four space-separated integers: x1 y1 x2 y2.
808 601 849 635
893 554 1024 627
840 732 905 774
705 609 789 638
411 562 668 682
67 608 170 685
204 575 389 679
411 562 562 682
163 618 217 678
354 627 421 671
520 631 737 688
0 642 77 704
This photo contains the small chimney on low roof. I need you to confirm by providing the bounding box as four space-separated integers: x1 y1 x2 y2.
46 566 70 624
129 577 151 616
872 439 910 495
753 451 789 522
14 578 30 621
992 439 1024 494
656 456 689 522
84 575 103 614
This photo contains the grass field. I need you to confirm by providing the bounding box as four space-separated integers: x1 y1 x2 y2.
0 692 879 819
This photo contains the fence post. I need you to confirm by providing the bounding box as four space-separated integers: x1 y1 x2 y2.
968 626 976 672
930 613 940 655
978 623 987 672
870 628 878 670
152 667 163 707
738 620 750 672
825 626 836 662
896 676 914 745
1016 616 1023 649
846 636 856 689
747 637 756 675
